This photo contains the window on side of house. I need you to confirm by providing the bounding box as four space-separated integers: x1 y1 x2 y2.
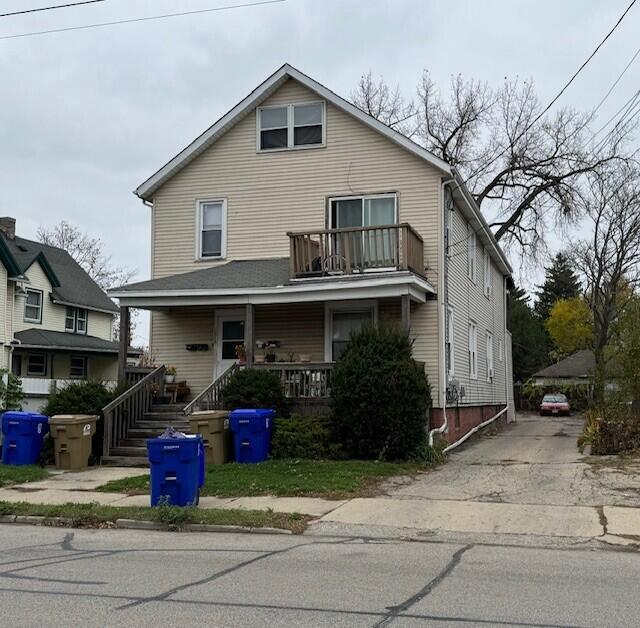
499 338 504 362
27 353 46 377
446 306 455 377
198 200 227 259
24 289 43 323
65 307 75 332
65 307 88 334
330 309 373 361
486 331 494 382
76 308 88 334
467 227 476 283
468 320 478 380
70 355 87 379
258 102 324 151
483 250 492 298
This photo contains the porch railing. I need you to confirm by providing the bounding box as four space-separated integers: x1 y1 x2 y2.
21 377 118 396
102 365 165 457
183 363 240 415
253 362 334 398
287 223 424 279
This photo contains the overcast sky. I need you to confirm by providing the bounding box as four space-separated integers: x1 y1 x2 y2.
2 0 639 344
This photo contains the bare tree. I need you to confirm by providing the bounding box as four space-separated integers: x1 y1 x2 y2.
352 71 635 257
37 220 135 290
574 164 640 402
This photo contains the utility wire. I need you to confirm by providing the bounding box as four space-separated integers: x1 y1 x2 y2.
0 0 285 39
0 0 105 18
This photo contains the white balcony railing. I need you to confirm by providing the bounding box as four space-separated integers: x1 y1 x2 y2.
20 378 118 396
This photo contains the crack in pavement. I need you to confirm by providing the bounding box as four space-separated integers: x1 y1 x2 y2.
372 544 474 627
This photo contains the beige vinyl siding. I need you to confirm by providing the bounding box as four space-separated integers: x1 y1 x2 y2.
89 355 118 381
13 261 113 340
151 78 441 284
447 203 507 406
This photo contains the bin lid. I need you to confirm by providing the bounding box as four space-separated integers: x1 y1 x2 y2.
2 411 48 423
190 410 229 419
49 414 99 425
229 409 275 419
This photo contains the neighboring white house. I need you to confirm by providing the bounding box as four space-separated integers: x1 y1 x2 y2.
0 217 124 411
110 63 515 453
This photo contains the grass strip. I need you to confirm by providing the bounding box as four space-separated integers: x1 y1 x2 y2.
96 459 428 499
0 500 308 533
0 464 49 488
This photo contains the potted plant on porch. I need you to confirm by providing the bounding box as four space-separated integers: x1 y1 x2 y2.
165 365 177 384
235 344 246 365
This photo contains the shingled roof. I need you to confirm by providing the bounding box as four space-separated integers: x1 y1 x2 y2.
533 350 595 379
2 233 118 313
14 329 120 353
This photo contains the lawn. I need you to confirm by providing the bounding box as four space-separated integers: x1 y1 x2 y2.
0 501 307 533
97 459 427 499
0 464 49 488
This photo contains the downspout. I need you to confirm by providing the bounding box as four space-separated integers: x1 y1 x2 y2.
429 176 455 447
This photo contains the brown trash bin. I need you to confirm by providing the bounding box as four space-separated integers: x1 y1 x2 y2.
188 410 230 465
49 415 99 470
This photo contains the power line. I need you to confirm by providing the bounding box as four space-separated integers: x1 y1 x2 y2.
0 0 285 39
0 1 106 18
591 43 640 118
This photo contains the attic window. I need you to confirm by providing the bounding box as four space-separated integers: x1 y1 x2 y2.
257 102 325 151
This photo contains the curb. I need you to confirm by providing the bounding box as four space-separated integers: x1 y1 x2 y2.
0 515 292 535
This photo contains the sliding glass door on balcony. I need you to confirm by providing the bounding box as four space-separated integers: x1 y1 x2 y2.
329 195 397 270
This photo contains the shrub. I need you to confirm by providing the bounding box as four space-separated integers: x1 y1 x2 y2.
0 370 23 410
271 415 342 459
578 405 640 455
42 381 120 463
220 368 288 416
331 324 431 460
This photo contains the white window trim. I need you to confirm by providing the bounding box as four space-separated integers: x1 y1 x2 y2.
24 288 43 324
446 305 455 377
324 300 378 362
483 249 492 298
195 199 228 261
468 319 478 380
256 101 326 153
65 306 88 335
486 331 494 382
499 338 504 362
70 355 88 379
27 353 47 377
467 227 476 283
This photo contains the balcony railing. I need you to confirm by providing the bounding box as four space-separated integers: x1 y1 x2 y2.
288 223 424 279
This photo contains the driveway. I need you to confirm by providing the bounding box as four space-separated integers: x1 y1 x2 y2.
316 413 640 543
388 412 640 508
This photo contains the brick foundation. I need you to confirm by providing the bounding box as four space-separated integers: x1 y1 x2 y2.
430 404 507 445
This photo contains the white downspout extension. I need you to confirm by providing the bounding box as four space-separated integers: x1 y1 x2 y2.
429 177 455 447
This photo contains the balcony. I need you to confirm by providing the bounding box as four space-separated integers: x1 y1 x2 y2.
288 223 424 279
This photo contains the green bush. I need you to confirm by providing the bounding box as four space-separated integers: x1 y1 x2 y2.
42 381 120 463
578 405 640 455
0 370 23 410
331 324 431 461
220 368 288 416
271 415 342 459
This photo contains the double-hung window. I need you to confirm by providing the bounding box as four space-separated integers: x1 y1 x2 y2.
258 102 324 151
446 306 455 377
468 320 478 380
486 331 494 382
483 250 492 298
70 355 87 379
467 227 476 282
27 354 46 377
65 307 88 334
198 200 227 259
24 289 43 323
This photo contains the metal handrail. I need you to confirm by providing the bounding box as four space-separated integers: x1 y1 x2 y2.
183 363 240 415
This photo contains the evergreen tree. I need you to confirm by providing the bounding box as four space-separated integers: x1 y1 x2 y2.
534 253 581 320
511 286 548 382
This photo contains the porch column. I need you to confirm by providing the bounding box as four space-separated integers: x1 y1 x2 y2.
118 305 130 383
401 294 411 331
245 303 255 368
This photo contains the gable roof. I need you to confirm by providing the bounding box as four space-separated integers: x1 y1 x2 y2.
134 63 512 276
3 234 118 314
533 350 595 379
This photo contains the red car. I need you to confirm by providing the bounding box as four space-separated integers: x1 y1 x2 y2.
539 393 571 416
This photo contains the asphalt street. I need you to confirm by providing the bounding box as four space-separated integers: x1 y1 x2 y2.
0 524 637 628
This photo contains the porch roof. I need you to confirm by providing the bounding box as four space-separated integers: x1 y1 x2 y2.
109 258 436 308
14 329 121 354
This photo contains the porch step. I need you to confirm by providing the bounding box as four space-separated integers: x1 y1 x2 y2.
128 427 178 439
150 403 187 413
134 420 190 430
109 445 148 458
102 455 149 468
119 438 150 448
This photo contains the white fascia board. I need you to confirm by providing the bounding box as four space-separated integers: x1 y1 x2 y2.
450 170 513 276
50 297 117 316
112 274 435 308
135 63 451 200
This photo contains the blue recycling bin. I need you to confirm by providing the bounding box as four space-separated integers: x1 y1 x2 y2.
1 411 49 466
147 434 205 507
229 409 275 463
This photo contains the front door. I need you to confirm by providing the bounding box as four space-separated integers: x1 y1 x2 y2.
215 311 245 378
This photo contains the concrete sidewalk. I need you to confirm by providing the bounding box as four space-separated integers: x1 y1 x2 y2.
0 467 346 517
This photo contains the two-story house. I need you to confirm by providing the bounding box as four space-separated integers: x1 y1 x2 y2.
110 64 515 458
0 217 123 411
